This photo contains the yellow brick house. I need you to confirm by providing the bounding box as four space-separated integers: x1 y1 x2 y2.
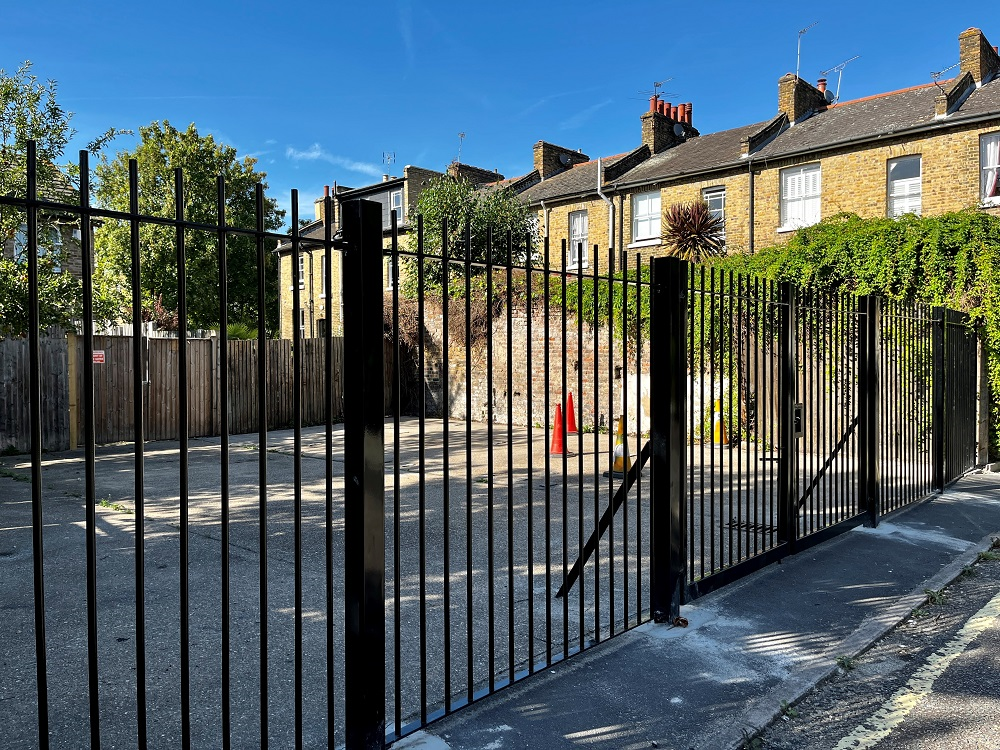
512 26 1000 273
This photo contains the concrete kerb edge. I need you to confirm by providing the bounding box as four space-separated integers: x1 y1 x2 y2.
715 528 1000 750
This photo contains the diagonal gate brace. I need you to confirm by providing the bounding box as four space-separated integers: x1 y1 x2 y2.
556 440 652 599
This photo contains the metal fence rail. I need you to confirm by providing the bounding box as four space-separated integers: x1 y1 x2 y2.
1 141 985 750
382 225 652 741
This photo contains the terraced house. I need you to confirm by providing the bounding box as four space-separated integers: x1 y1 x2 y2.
276 162 502 339
513 26 1000 271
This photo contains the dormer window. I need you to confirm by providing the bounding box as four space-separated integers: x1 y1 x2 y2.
982 133 1000 204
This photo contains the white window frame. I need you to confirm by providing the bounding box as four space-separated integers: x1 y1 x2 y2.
299 309 305 336
630 191 661 246
702 186 726 244
887 155 922 217
779 163 821 231
385 256 396 290
390 189 404 222
982 132 1000 205
12 223 63 272
297 254 305 289
568 210 588 269
320 253 328 298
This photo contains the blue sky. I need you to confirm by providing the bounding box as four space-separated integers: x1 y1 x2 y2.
2 1 992 224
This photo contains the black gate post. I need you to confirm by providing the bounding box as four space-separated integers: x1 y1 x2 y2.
649 256 688 623
777 282 798 550
858 295 881 527
931 306 945 492
342 198 386 750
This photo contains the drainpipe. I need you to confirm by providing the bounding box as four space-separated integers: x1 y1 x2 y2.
596 159 615 268
748 158 755 253
540 198 550 241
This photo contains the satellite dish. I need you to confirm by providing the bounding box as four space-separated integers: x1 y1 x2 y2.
559 153 572 166
673 123 685 137
824 89 836 104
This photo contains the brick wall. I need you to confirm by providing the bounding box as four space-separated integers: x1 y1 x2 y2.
405 300 647 435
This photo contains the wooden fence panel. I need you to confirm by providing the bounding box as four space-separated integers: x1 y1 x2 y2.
0 338 70 453
3 334 368 451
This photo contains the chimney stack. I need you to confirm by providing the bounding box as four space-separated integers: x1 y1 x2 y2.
958 27 1000 84
778 73 829 124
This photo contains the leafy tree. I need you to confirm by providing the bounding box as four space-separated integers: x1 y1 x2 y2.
661 201 725 263
93 121 285 332
0 61 126 337
405 174 536 291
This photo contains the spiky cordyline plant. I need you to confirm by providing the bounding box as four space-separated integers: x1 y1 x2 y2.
661 201 725 263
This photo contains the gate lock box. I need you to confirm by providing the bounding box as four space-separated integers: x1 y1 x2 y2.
793 403 804 439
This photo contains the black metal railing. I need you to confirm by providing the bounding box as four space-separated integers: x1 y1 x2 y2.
1 142 984 749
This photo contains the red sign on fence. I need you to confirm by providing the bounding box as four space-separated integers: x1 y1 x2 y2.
93 351 105 364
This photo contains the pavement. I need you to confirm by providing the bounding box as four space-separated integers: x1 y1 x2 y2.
2 420 998 750
397 471 1000 750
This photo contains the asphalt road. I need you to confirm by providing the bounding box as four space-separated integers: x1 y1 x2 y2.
760 541 1000 749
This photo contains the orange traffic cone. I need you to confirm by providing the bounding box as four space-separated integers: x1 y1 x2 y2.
713 399 729 445
604 416 632 477
566 392 578 434
550 404 565 455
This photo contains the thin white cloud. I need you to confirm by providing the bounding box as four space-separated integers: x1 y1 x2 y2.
285 144 383 178
559 99 614 130
397 0 415 69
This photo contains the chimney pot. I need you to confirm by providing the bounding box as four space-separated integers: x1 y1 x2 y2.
656 100 665 115
649 95 658 112
670 105 677 120
382 174 390 182
817 77 827 93
677 103 687 122
324 185 330 197
686 102 693 124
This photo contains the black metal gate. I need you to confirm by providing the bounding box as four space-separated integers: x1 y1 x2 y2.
647 257 984 617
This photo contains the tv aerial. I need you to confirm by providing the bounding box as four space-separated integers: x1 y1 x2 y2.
457 132 466 164
796 22 818 81
930 62 960 93
637 77 675 100
819 55 860 104
382 151 396 171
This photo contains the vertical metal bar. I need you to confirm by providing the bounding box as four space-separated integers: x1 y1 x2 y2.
342 198 387 750
931 307 945 490
391 210 401 734
561 242 569 657
254 183 269 750
506 231 515 684
858 296 881 527
709 267 715 573
607 246 616 631
699 266 706 577
606 242 615 634
777 282 797 550
486 227 496 688
621 251 629 621
79 150 101 750
650 256 688 622
26 141 50 750
592 254 600 642
176 168 191 750
418 214 429 719
127 157 149 749
633 253 641 624
290 191 304 749
752 277 759 557
525 242 535 672
216 175 232 750
465 221 474 698
578 249 585 642
725 269 733 567
690 270 696 575
544 237 552 662
441 218 452 707
323 195 335 747
736 271 744 562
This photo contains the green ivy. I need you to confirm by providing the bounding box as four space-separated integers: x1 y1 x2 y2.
715 211 1000 459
